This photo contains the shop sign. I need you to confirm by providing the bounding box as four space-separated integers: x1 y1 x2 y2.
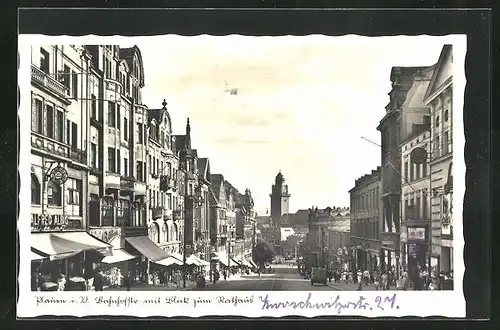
49 165 68 185
407 227 426 241
441 193 453 236
31 213 69 231
410 147 427 164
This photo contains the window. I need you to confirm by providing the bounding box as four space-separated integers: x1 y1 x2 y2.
422 193 428 220
123 118 128 141
71 71 78 98
444 109 449 122
435 115 440 127
90 143 97 168
124 158 128 177
148 155 152 174
67 179 83 216
31 98 43 133
108 147 116 172
102 197 114 226
443 131 450 155
167 162 172 176
31 173 41 205
108 102 116 127
40 48 50 74
117 106 121 130
46 105 54 138
160 161 164 175
66 119 70 144
404 161 408 182
47 181 62 206
136 161 143 181
434 136 441 158
409 160 414 181
91 94 97 119
423 158 428 177
415 161 421 179
53 110 63 142
137 124 143 144
117 150 121 174
156 159 159 176
416 195 421 219
71 122 78 149
152 157 156 174
60 65 70 90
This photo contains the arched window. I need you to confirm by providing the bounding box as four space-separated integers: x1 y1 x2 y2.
435 115 440 127
31 173 41 205
150 222 160 244
172 223 178 241
163 222 169 242
47 181 62 206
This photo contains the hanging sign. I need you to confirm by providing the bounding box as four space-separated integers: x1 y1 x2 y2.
49 165 68 185
410 147 427 164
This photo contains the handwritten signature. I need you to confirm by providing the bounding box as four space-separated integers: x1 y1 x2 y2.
259 293 399 314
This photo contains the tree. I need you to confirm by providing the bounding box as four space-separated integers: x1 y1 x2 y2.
252 238 275 268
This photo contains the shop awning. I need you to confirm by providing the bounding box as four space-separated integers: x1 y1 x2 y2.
101 249 137 264
31 232 112 261
31 250 46 262
170 252 184 262
218 256 229 267
125 236 169 262
241 259 252 267
191 255 209 267
154 256 183 267
248 259 257 268
230 257 241 266
186 255 202 266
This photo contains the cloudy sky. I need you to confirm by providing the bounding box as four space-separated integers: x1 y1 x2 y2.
132 35 450 213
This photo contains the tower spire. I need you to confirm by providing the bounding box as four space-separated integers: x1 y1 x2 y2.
185 117 191 149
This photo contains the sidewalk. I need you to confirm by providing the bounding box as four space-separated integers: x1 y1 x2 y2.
102 275 244 291
327 281 413 291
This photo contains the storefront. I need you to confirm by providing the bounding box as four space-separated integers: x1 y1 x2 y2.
31 231 112 290
406 226 429 274
124 235 171 283
379 232 400 275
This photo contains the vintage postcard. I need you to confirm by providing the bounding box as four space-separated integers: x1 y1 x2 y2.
17 34 466 318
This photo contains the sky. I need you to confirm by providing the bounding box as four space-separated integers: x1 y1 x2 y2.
129 35 450 213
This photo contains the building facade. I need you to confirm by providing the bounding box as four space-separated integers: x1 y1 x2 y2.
349 167 381 271
376 64 434 275
424 45 454 276
400 125 432 273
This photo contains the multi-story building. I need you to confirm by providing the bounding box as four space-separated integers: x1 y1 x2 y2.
195 158 212 263
349 167 381 271
174 119 204 262
30 45 113 285
376 64 434 276
399 123 432 274
424 45 454 276
145 101 181 256
325 217 350 271
84 45 171 284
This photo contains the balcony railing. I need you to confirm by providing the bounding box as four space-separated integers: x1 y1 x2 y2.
152 207 163 219
31 132 87 164
31 65 69 100
159 175 175 192
173 210 182 221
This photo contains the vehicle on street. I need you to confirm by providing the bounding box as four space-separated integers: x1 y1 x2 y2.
310 267 327 286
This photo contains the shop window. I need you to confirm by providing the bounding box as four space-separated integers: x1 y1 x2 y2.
31 173 41 205
47 181 62 206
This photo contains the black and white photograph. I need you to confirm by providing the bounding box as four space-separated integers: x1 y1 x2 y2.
18 32 467 318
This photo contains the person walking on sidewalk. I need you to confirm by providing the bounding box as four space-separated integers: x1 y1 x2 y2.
223 270 227 281
124 270 132 291
94 270 103 291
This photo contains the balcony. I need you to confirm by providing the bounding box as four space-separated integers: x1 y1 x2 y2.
31 65 70 103
173 210 182 221
152 207 164 219
105 172 121 190
31 132 87 164
105 78 122 95
31 213 82 232
120 176 136 191
159 175 175 192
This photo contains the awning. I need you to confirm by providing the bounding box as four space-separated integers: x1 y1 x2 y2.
31 250 46 262
125 236 169 262
101 249 137 264
248 259 257 267
170 252 184 262
219 256 229 267
230 257 241 266
186 255 202 266
241 259 252 267
31 232 112 261
191 255 209 267
155 256 183 267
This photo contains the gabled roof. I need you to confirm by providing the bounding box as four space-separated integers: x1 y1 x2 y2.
174 135 186 153
197 158 211 182
147 106 172 133
424 44 453 102
119 45 145 87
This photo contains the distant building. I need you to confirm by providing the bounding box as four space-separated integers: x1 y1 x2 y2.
349 167 382 271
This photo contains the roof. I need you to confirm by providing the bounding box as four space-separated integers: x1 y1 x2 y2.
424 45 453 102
118 46 145 87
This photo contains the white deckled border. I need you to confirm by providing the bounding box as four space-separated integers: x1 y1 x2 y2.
17 34 466 318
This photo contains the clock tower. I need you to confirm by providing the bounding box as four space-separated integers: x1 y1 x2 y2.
270 171 291 226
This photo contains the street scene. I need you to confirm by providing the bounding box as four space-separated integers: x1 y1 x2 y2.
27 37 454 292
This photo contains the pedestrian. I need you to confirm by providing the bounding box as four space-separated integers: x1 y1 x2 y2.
125 270 132 291
93 270 103 291
328 270 333 283
374 273 380 291
381 272 388 291
223 270 227 281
